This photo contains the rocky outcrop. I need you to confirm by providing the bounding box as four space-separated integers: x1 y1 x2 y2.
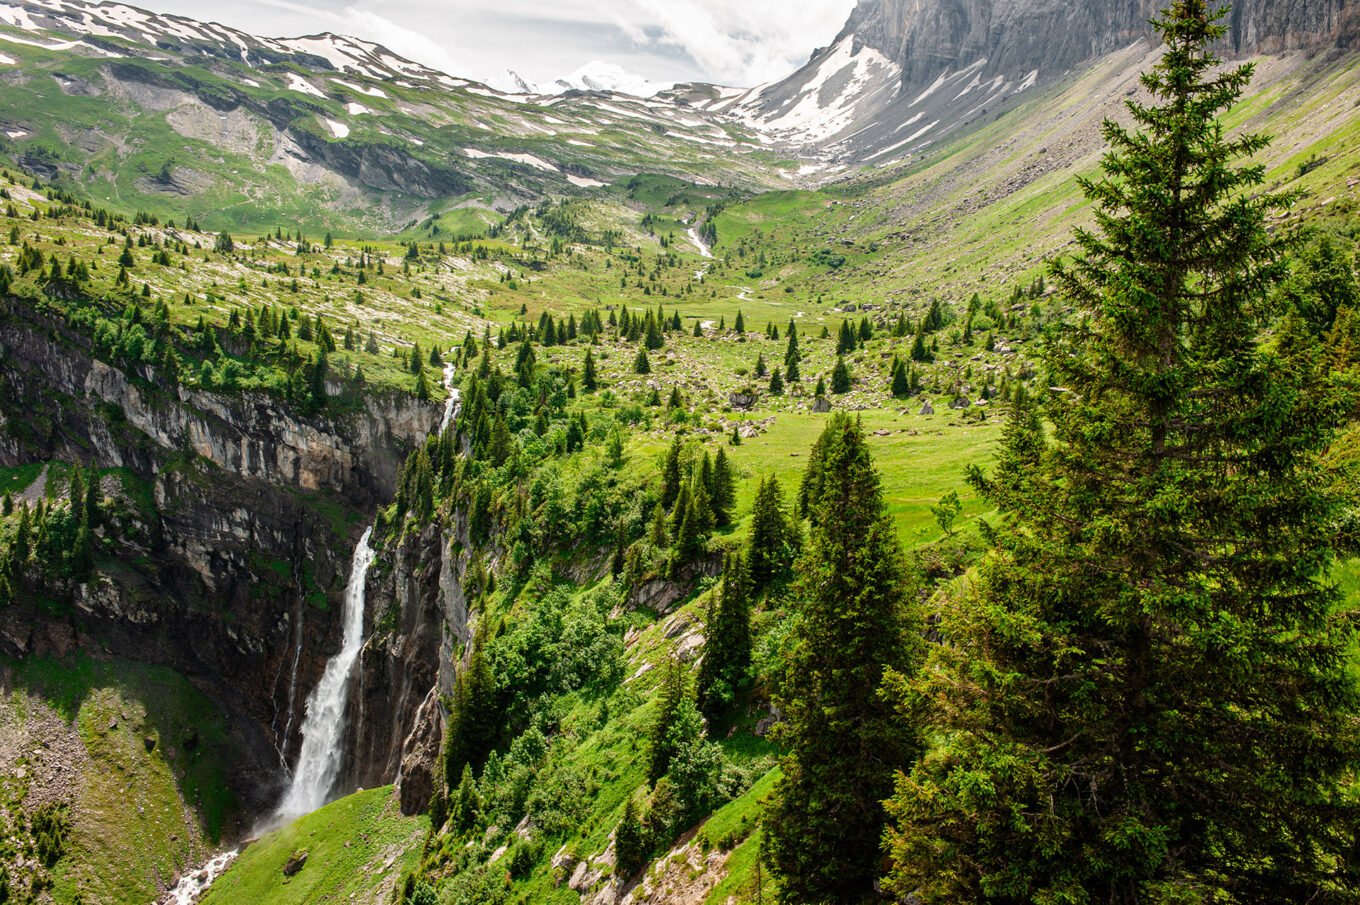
851 0 1355 85
350 508 477 814
739 0 1360 163
0 299 438 815
0 304 436 502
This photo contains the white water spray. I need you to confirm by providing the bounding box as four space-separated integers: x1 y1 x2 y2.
274 527 376 821
440 361 460 433
161 849 239 905
687 225 713 259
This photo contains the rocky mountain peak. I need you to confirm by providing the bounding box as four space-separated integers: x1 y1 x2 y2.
730 0 1359 164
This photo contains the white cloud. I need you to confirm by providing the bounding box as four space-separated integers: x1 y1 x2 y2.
138 0 857 89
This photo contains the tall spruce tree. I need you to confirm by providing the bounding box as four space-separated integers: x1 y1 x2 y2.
884 4 1360 901
764 413 921 902
747 475 797 589
696 552 753 725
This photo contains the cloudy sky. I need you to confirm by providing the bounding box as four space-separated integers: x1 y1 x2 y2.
136 0 858 91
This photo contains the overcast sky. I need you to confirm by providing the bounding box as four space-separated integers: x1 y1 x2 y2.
135 0 858 90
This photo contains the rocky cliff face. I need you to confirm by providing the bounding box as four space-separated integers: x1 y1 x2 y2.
0 300 439 814
851 0 1355 83
350 509 478 815
730 0 1359 163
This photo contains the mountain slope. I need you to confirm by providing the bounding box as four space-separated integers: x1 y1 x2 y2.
0 0 789 233
728 0 1360 163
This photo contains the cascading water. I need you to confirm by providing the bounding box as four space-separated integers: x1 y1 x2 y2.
274 526 376 821
441 361 460 433
272 360 457 822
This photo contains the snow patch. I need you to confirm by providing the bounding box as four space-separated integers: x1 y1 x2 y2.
462 148 555 171
286 73 326 99
567 174 607 188
5 129 27 139
345 102 371 116
1017 69 1040 92
0 51 12 64
324 118 349 139
736 34 901 144
0 4 40 30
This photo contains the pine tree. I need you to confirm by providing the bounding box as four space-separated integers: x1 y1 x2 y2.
735 310 746 334
747 475 796 589
892 360 912 398
648 654 687 783
615 792 650 879
443 625 498 787
710 448 737 527
697 553 752 725
768 368 784 396
837 320 856 354
634 347 651 374
885 5 1360 901
764 414 921 902
582 347 598 391
661 436 684 510
830 356 851 394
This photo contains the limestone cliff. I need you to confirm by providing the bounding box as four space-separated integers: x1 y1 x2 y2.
0 298 439 813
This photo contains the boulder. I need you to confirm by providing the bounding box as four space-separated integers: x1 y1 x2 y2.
283 850 308 877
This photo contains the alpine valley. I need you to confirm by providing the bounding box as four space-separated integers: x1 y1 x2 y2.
1 0 1360 902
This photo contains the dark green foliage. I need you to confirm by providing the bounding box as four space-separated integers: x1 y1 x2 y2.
768 368 783 396
648 655 687 784
885 5 1360 901
836 320 856 354
764 414 921 902
747 475 797 589
614 792 649 879
830 356 851 394
443 627 498 788
890 357 911 398
633 347 651 374
1281 232 1358 336
582 347 597 391
696 553 752 725
709 448 737 527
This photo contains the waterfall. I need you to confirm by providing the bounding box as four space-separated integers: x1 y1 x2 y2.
441 361 460 433
274 526 376 821
272 356 457 823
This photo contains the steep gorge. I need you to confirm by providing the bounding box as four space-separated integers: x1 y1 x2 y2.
0 296 440 818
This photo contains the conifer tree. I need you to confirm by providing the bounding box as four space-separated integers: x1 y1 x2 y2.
615 792 650 879
697 553 752 725
764 414 920 902
443 625 497 787
661 436 684 510
885 5 1360 900
747 475 797 589
768 368 784 396
830 356 851 394
582 347 598 391
648 654 687 783
710 448 736 527
890 357 911 397
634 347 651 374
